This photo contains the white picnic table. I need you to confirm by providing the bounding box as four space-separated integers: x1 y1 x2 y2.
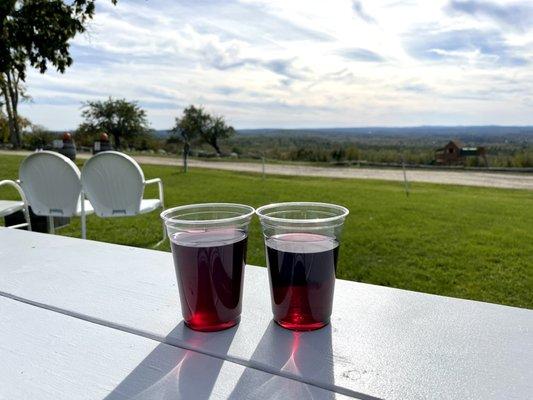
0 228 531 400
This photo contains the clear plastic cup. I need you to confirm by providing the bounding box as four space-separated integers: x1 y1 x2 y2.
256 202 349 331
161 203 255 331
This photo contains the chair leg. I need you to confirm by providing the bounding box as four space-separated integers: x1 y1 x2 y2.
80 194 87 239
48 217 55 234
23 207 32 232
81 212 87 240
152 208 167 248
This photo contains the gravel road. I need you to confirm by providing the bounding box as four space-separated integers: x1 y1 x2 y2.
2 150 532 190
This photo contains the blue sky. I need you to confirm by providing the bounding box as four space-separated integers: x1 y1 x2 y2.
19 0 533 129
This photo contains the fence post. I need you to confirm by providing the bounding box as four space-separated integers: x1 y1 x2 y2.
261 156 266 180
401 155 410 197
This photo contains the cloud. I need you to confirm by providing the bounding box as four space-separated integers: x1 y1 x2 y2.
401 83 432 93
446 1 533 32
204 48 308 81
339 48 385 62
17 0 533 129
190 32 309 81
111 0 333 43
404 28 529 66
351 1 377 24
213 86 241 96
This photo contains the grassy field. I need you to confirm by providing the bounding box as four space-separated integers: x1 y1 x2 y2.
1 153 532 308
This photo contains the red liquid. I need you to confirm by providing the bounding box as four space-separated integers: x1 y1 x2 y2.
170 229 247 331
266 233 339 331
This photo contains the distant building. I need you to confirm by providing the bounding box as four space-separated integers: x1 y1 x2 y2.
435 140 487 166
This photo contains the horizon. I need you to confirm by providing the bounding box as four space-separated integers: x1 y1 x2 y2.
18 0 533 130
47 124 533 134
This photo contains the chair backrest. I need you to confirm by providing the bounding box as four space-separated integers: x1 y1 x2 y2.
19 151 82 217
81 151 145 217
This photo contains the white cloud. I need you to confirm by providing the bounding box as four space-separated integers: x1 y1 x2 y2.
19 0 533 129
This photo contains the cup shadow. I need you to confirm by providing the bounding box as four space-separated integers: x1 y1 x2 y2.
103 322 238 400
227 321 337 399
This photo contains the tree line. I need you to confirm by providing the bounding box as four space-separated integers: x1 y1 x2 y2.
5 98 533 167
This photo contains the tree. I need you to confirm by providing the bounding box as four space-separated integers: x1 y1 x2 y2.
0 0 117 148
331 147 346 162
0 112 8 143
0 106 30 144
202 115 235 155
0 71 29 147
79 97 150 149
170 105 210 172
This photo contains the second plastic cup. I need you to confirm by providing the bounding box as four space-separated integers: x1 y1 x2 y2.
161 203 254 332
256 202 349 331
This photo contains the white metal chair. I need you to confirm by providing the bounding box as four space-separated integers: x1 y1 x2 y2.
80 151 165 245
0 180 32 231
19 151 94 238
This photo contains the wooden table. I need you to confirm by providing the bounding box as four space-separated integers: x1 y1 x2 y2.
0 228 531 399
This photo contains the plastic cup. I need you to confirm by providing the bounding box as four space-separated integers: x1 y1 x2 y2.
256 202 349 331
161 203 254 331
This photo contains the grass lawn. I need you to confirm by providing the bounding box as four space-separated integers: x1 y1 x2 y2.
1 153 532 308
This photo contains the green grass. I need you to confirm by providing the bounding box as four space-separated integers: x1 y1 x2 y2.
1 154 532 308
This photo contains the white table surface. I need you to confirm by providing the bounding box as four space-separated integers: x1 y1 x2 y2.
1 228 532 399
0 296 349 400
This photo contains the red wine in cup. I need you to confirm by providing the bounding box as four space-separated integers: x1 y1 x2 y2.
170 229 247 331
266 233 338 331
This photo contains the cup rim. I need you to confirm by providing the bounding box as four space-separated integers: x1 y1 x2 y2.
161 203 255 226
256 202 349 225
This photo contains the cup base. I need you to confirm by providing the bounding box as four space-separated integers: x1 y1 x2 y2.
275 318 330 331
184 316 240 332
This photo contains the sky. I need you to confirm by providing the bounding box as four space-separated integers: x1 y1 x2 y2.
19 0 533 130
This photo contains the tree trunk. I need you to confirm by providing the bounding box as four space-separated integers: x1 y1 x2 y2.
0 72 21 148
113 133 121 149
6 71 21 148
183 142 189 173
211 140 221 155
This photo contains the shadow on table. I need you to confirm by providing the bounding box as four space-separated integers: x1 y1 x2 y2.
103 322 238 400
227 321 338 399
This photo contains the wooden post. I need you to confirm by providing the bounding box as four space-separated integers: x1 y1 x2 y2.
401 156 410 197
183 146 188 173
261 156 266 180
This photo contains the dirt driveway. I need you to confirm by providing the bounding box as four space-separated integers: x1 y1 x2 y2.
2 150 532 190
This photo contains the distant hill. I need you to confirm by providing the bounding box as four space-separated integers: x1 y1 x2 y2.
153 129 172 139
236 126 533 137
154 126 533 140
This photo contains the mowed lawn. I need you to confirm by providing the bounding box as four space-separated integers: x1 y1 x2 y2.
1 154 532 308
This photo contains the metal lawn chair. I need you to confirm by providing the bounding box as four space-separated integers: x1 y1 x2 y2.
80 151 165 246
19 151 94 238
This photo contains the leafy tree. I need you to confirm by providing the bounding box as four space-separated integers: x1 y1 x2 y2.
0 0 117 147
0 107 30 143
170 105 210 172
331 147 346 162
202 115 235 155
79 97 150 148
21 124 54 149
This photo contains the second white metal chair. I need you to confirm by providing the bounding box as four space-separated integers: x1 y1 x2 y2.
81 151 165 245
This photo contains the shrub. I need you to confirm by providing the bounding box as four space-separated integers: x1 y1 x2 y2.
22 126 55 150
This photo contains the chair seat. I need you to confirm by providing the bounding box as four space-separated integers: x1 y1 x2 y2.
74 200 95 217
0 200 25 218
139 199 162 214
